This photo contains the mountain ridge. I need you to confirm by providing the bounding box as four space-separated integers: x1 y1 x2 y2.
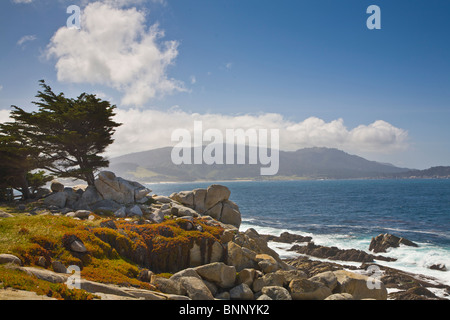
107 146 417 183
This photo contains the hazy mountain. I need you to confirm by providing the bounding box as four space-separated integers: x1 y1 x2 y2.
390 166 450 179
107 146 412 182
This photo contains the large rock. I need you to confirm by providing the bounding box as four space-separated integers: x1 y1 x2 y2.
73 186 103 210
261 286 292 300
230 283 254 300
309 271 338 291
189 241 224 267
193 189 207 213
0 254 22 266
50 180 65 193
290 242 396 262
252 273 284 292
227 241 257 272
43 192 67 208
333 270 387 300
204 185 230 210
369 233 418 253
194 262 236 288
220 200 242 228
94 171 151 204
289 279 332 300
170 191 194 208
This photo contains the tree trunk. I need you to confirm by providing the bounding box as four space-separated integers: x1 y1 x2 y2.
19 172 31 200
85 171 96 186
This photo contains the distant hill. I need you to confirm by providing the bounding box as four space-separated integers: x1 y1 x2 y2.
107 146 412 182
389 166 450 179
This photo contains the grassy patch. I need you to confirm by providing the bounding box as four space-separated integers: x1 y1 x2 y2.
0 265 97 300
0 208 225 292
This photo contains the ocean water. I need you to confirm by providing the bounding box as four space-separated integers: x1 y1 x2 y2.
146 179 450 286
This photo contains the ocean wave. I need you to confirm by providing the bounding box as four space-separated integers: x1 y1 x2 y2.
241 220 450 286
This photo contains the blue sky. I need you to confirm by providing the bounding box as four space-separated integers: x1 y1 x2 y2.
1 0 449 169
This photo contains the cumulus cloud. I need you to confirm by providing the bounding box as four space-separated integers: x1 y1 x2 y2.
13 0 33 3
106 108 409 158
46 1 185 106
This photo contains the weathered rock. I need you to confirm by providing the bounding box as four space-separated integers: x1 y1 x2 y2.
177 277 214 300
429 263 447 271
256 294 272 300
230 283 254 300
151 275 186 296
227 241 257 272
0 288 57 300
289 278 332 300
189 241 224 267
325 293 354 300
170 268 201 281
21 267 67 283
0 211 14 218
94 171 151 204
50 180 65 193
220 200 241 228
193 189 207 213
333 270 387 300
79 279 136 298
194 262 236 288
275 269 308 285
128 205 143 217
64 188 80 208
52 260 67 273
37 256 46 267
114 206 127 218
204 202 222 220
73 186 103 210
90 199 122 212
256 254 280 273
44 192 67 208
290 242 396 263
170 191 195 208
369 233 418 253
171 204 198 217
149 209 165 223
389 286 438 300
204 185 230 210
0 254 22 266
237 268 257 287
261 286 292 300
252 273 285 292
74 210 91 219
152 195 172 203
264 232 312 244
309 271 338 291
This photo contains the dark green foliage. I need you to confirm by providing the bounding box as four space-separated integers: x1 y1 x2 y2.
3 80 121 187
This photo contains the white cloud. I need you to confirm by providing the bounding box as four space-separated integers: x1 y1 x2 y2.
46 1 185 106
106 108 409 158
17 35 37 47
0 85 3 91
190 76 197 84
13 0 33 4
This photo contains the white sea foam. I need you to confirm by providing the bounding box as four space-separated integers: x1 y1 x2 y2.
240 221 450 287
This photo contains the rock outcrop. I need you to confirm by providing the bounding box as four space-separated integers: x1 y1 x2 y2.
369 233 418 253
290 242 396 263
169 185 241 228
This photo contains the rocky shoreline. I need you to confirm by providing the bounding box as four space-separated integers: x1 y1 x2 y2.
1 172 449 300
